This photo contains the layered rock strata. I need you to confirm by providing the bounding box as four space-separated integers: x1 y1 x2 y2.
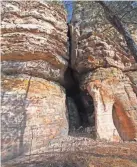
1 1 137 165
71 2 137 141
1 0 68 83
1 1 68 161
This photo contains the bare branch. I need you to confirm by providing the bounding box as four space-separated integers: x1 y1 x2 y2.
97 1 137 62
120 7 137 20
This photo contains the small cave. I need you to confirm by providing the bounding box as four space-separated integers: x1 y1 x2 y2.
64 67 95 138
64 22 95 138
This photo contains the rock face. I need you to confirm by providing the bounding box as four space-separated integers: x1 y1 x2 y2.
81 68 137 141
70 26 136 73
71 2 137 141
126 71 137 94
71 2 137 74
1 1 68 161
1 74 68 161
1 1 137 165
1 0 68 83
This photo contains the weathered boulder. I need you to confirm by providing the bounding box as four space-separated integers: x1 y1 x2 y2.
71 2 137 141
81 67 137 141
1 0 69 161
1 0 68 83
1 74 68 161
70 2 137 141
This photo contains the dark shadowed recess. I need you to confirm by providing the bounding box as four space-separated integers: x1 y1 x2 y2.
63 3 95 138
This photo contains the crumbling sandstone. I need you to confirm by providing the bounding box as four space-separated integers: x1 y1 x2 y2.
1 0 137 165
1 0 68 83
71 2 137 142
81 67 137 141
1 1 68 161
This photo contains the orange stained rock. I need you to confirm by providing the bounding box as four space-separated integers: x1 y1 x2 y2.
92 80 102 88
113 99 137 141
88 56 95 62
1 52 65 69
2 77 29 91
2 76 62 95
43 118 52 124
85 67 137 141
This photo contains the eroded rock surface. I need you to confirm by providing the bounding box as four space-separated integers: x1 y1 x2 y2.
71 2 137 73
126 71 137 94
1 74 68 161
81 67 137 141
71 2 137 142
1 0 137 165
70 26 136 73
1 0 68 83
1 1 68 162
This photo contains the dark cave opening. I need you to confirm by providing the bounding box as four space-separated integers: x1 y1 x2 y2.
64 23 95 137
64 67 95 136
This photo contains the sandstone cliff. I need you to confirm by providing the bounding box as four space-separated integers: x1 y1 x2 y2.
1 1 137 166
71 2 137 142
1 1 68 161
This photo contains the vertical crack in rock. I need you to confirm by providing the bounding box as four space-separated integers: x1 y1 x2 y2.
1 2 137 166
65 23 95 138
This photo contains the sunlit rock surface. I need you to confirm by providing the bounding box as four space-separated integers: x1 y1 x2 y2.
1 0 137 166
1 74 68 161
81 67 137 141
70 27 136 73
71 2 137 142
71 2 136 73
1 0 68 83
1 0 68 162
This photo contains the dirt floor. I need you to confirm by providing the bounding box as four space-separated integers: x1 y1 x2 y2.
2 137 137 167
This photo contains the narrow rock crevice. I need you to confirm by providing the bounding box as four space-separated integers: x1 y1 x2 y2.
64 23 95 137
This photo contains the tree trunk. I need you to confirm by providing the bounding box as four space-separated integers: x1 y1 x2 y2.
98 1 137 62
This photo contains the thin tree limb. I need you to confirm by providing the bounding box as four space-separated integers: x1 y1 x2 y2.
120 7 137 20
97 1 137 62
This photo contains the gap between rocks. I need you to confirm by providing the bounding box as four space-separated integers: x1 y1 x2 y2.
64 23 95 138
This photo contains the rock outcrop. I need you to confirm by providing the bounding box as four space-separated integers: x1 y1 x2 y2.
71 2 137 141
1 0 137 165
1 1 68 161
1 0 68 83
81 68 137 141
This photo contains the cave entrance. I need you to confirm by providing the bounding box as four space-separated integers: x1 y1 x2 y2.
64 8 95 137
64 68 95 137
